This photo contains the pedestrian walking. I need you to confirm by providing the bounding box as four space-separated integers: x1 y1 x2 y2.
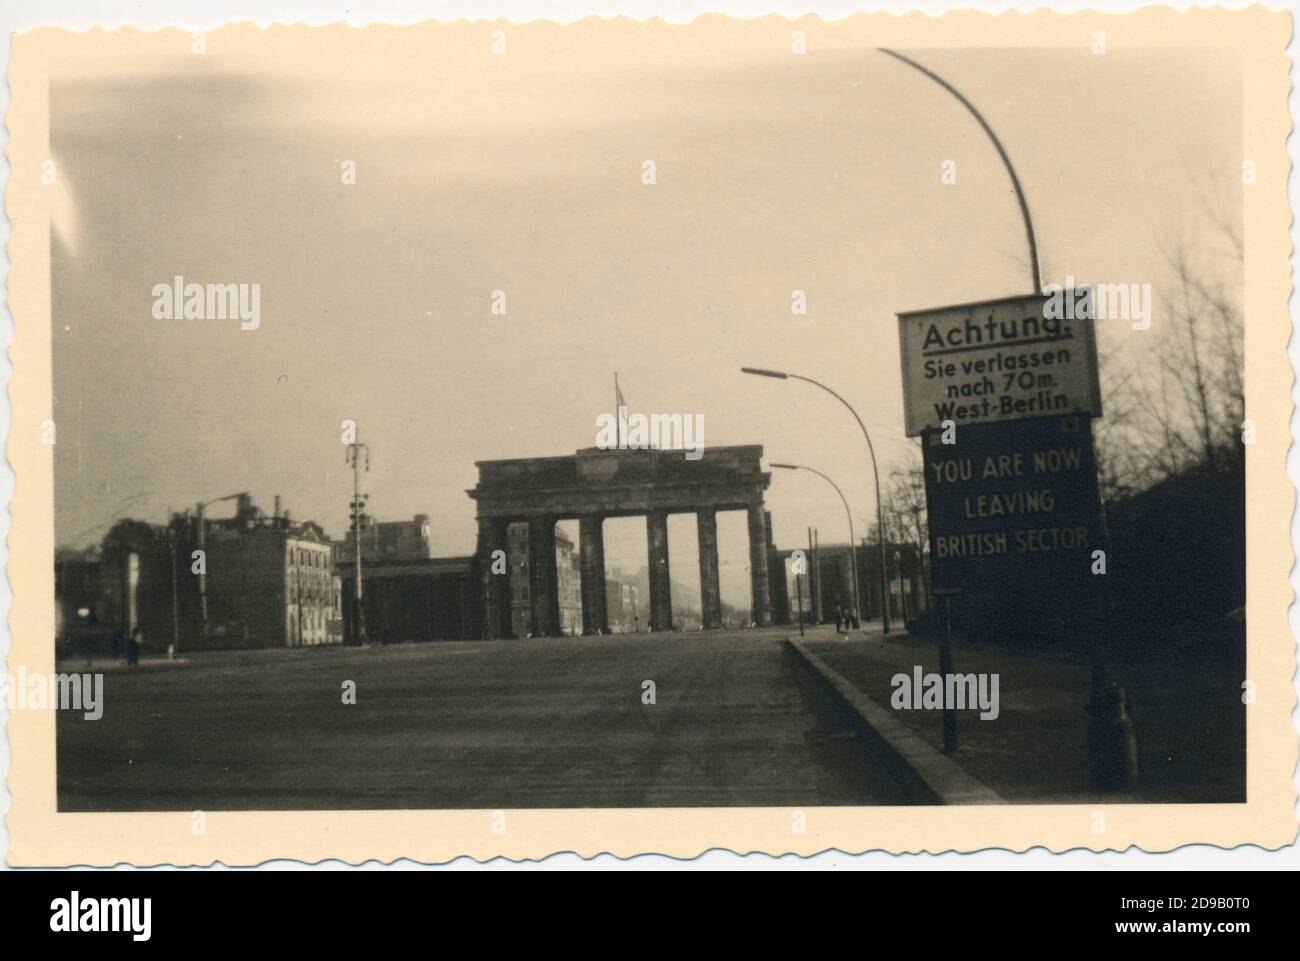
127 624 143 666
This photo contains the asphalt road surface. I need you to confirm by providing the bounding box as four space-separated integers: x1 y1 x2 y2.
57 627 916 810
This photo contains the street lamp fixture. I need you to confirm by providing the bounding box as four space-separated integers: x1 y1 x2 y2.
742 367 891 634
770 463 862 631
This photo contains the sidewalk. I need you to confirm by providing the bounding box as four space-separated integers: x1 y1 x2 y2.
53 655 193 673
793 624 1244 804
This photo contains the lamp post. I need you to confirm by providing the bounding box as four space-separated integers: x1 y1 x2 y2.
877 51 1131 783
168 524 179 658
877 48 1041 295
194 490 249 641
895 548 910 624
345 438 370 646
742 368 891 634
771 463 861 632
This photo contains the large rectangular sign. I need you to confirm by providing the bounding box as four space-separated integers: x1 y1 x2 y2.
922 414 1105 594
898 293 1102 437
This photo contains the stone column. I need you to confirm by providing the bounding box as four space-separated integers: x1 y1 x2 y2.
747 502 772 626
765 509 791 625
528 516 561 637
646 511 673 632
476 517 512 639
578 514 609 635
696 509 723 629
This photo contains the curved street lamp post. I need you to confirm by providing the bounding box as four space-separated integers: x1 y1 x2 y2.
742 367 890 634
771 463 862 631
878 48 1042 295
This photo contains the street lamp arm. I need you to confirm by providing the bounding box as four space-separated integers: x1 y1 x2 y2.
742 365 893 632
774 463 861 626
789 465 853 525
740 366 789 379
798 468 861 621
786 373 884 499
200 490 249 510
785 374 891 632
878 48 1042 295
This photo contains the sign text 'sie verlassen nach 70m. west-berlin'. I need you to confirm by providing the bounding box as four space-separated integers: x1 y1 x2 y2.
896 293 1103 437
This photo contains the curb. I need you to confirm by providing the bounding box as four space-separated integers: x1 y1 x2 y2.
786 637 1003 805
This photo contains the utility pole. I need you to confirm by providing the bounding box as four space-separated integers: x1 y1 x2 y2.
194 490 247 642
933 587 960 753
167 515 179 659
811 527 822 624
195 503 207 632
795 555 805 638
346 435 370 645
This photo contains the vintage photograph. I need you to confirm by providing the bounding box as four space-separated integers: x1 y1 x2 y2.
6 11 1293 864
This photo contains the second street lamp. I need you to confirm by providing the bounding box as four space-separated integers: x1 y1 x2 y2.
742 367 891 634
771 463 862 632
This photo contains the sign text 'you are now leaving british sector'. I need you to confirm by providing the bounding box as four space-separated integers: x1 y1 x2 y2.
897 293 1103 438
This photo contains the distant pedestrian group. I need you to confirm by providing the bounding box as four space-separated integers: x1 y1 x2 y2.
833 600 860 633
125 625 144 666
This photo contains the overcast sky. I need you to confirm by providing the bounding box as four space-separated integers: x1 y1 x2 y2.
51 29 1240 605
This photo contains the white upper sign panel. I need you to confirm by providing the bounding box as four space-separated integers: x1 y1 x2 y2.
897 293 1102 437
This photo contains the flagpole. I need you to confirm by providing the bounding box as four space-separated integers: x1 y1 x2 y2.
615 372 622 449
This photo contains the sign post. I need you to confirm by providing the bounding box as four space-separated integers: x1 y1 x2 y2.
796 565 805 638
932 586 961 753
898 292 1133 789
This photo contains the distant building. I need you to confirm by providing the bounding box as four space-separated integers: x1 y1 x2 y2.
55 546 103 642
338 555 480 645
556 530 582 636
779 540 926 625
97 519 176 653
93 494 343 652
337 514 431 564
605 576 641 634
764 510 791 626
200 494 342 647
507 522 583 637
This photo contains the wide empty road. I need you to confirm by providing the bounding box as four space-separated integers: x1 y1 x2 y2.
58 628 914 810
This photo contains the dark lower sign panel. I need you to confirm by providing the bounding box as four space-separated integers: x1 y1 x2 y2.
922 414 1105 600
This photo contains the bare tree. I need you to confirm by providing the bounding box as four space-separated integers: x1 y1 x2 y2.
866 444 932 611
1093 165 1244 496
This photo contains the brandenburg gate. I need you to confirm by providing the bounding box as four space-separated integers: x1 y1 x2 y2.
468 445 773 637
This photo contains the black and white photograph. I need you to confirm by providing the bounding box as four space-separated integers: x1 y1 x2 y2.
3 6 1295 881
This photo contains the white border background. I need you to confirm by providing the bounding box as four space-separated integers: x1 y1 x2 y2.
0 0 1294 871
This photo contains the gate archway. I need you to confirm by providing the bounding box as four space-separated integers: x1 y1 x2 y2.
468 445 773 637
